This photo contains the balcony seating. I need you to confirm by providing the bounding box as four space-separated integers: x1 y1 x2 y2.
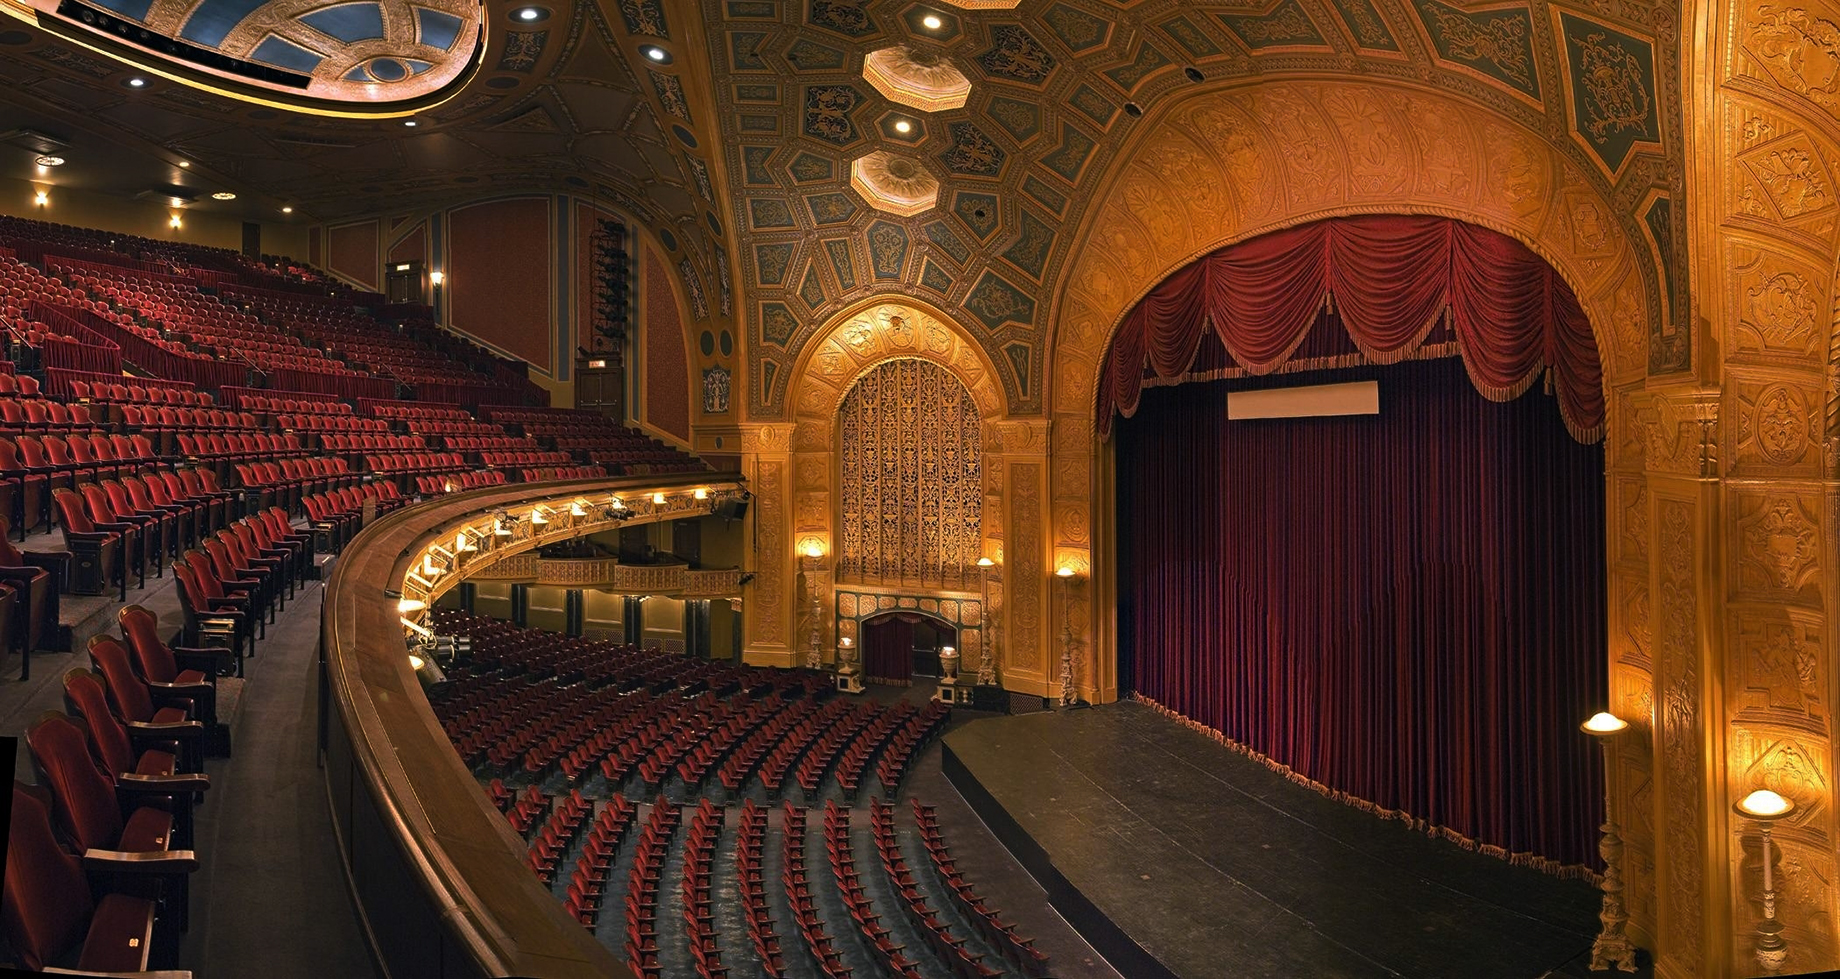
60 667 185 790
118 605 236 755
3 781 196 975
87 633 213 774
0 438 47 536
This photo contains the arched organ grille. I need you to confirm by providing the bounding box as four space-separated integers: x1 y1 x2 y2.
837 359 982 590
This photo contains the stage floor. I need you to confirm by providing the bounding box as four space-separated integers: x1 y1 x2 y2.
943 701 1651 979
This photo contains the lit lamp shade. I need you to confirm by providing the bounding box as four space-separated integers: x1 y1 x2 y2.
1736 789 1795 821
1579 711 1628 736
977 557 995 568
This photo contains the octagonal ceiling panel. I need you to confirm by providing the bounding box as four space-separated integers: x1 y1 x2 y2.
25 0 483 104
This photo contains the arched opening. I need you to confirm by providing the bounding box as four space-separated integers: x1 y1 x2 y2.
1107 214 1608 877
861 610 958 686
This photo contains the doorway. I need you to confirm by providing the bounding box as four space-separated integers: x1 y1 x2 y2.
861 611 956 686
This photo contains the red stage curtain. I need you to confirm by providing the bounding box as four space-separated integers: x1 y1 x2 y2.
863 614 916 685
1117 357 1606 874
1097 215 1604 443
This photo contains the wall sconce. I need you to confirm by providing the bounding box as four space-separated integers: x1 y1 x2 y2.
801 538 826 560
1736 788 1795 974
32 189 48 208
429 270 445 286
651 492 667 505
168 212 183 229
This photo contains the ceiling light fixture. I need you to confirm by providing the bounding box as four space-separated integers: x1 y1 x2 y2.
178 161 190 168
211 191 236 200
126 77 146 87
281 206 293 213
403 119 418 127
514 6 542 19
893 119 912 133
169 197 184 207
33 155 63 167
921 13 943 29
641 44 670 63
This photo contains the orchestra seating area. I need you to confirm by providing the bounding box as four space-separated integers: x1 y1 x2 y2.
423 611 1050 979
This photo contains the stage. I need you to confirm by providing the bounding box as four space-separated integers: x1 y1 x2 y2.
943 701 1646 979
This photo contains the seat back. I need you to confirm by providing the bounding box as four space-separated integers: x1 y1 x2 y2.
14 435 48 467
78 483 118 523
87 635 159 724
61 668 136 781
3 782 94 972
24 711 126 853
102 480 138 519
54 489 97 534
119 604 181 684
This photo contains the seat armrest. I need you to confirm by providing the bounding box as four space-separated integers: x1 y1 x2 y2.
82 847 200 875
0 565 45 585
118 773 209 793
125 719 204 738
147 679 214 695
45 970 193 978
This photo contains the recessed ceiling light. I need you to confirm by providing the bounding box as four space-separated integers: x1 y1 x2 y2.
211 192 236 200
281 206 293 213
513 6 543 20
126 77 146 87
33 155 63 167
921 13 943 29
641 45 670 63
169 197 184 207
403 119 418 127
178 161 190 168
893 119 912 134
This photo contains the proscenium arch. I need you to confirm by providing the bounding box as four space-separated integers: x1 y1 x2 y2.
1044 77 1660 422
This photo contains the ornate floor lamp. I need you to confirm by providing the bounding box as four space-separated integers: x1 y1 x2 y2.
800 540 824 671
1580 711 1637 972
1056 565 1078 707
1736 788 1796 974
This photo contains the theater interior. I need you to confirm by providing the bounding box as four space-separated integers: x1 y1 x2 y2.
0 0 1833 977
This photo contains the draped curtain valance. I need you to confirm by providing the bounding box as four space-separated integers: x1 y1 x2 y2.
1095 215 1605 442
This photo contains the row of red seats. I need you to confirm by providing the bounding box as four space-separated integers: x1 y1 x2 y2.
676 692 781 790
68 376 211 406
300 484 404 553
681 799 730 979
365 451 467 476
122 405 260 430
319 433 430 453
825 802 922 978
736 800 789 977
6 623 218 972
835 702 920 802
479 449 572 467
406 418 509 437
914 801 1050 975
0 397 104 435
874 702 952 796
277 412 391 432
525 788 592 884
870 799 1001 978
506 783 552 836
716 696 824 799
0 433 164 536
231 392 353 415
417 469 509 495
520 465 608 482
563 793 637 926
624 801 680 979
759 700 854 798
783 803 852 978
796 704 878 803
233 457 361 514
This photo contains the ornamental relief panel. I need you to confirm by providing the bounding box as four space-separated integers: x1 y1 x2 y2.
1731 375 1826 474
1733 609 1827 734
1007 461 1043 674
752 460 787 645
1621 477 1650 565
1740 0 1840 126
1736 730 1830 832
1634 391 1721 476
1734 493 1823 602
1655 498 1703 975
1727 244 1829 361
